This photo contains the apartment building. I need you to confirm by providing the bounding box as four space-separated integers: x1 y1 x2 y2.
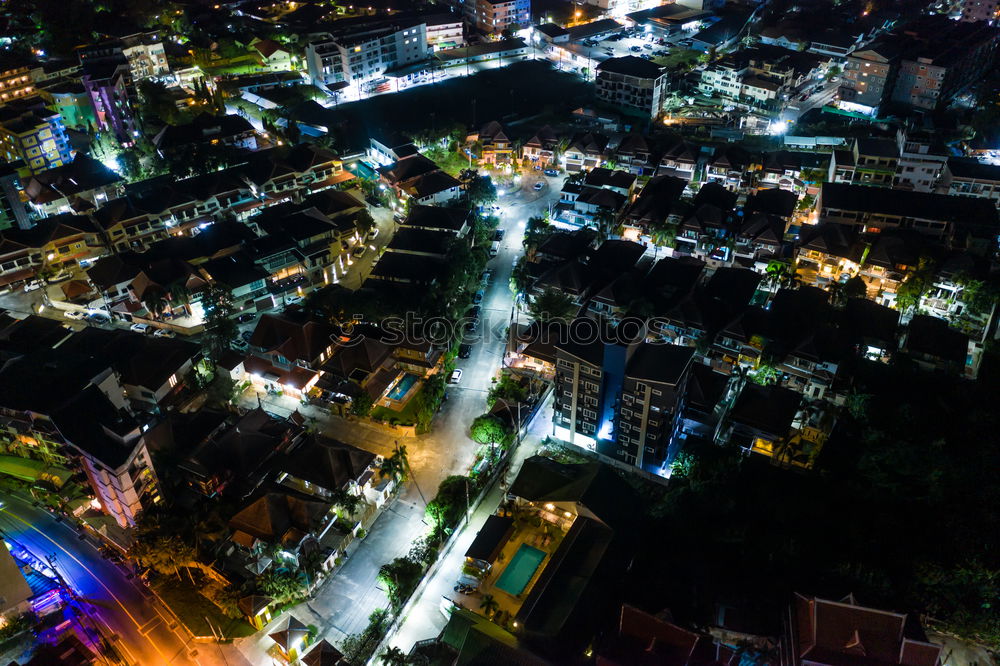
305 17 429 92
0 101 73 174
465 0 531 35
0 333 162 528
890 18 999 111
81 60 137 145
616 344 695 472
0 58 38 105
120 32 170 80
552 320 695 480
595 56 668 119
425 12 465 50
894 130 947 192
838 42 898 114
941 157 1000 208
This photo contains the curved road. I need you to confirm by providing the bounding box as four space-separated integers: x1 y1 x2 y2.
0 491 245 666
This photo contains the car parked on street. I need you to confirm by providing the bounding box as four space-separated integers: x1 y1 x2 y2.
472 289 484 304
64 310 86 320
46 271 73 284
23 280 42 292
352 245 367 258
448 368 463 383
533 182 544 190
130 323 151 334
236 312 256 323
458 343 472 359
543 169 559 176
367 227 379 240
153 328 176 338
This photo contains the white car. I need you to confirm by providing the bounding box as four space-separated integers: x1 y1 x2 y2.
23 280 43 292
64 310 86 320
231 337 249 351
46 271 73 284
367 227 380 240
352 245 367 258
130 323 151 334
448 368 463 384
153 328 176 338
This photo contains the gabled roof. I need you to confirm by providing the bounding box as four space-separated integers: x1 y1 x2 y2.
269 616 310 652
249 311 337 364
200 251 269 289
745 188 798 218
793 593 940 666
509 455 637 528
584 167 636 191
567 132 610 156
729 383 800 436
230 492 330 547
24 155 122 203
479 120 509 143
301 639 346 666
403 204 469 233
278 434 376 493
627 175 687 226
904 315 968 364
404 169 462 198
378 153 439 184
154 113 255 150
797 222 860 260
251 38 286 59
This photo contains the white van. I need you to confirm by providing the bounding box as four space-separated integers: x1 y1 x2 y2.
489 240 500 257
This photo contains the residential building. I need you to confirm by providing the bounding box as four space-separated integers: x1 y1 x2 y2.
465 0 530 35
890 17 1000 111
304 17 430 92
475 120 513 165
782 593 942 666
657 139 699 182
433 38 530 70
717 382 803 464
0 58 39 105
522 125 559 167
839 42 898 114
894 130 947 192
0 100 73 175
553 318 696 480
153 112 258 156
901 314 972 376
424 12 465 50
248 309 338 373
621 174 686 239
827 137 899 187
120 31 170 80
378 152 462 204
940 157 1000 208
818 181 1000 246
23 154 123 218
38 79 98 132
0 338 161 527
553 167 632 229
0 161 30 230
79 50 138 146
563 132 610 172
616 343 696 474
248 38 294 72
595 56 668 119
612 133 657 176
0 541 34 622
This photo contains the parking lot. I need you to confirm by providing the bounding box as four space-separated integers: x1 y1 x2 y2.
574 27 702 66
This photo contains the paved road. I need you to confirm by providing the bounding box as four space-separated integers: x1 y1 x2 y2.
234 173 563 663
384 395 553 655
0 491 247 666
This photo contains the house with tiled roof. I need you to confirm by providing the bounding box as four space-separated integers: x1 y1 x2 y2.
563 132 610 172
248 310 339 371
657 139 699 182
784 593 941 666
475 120 513 165
522 125 560 167
22 154 124 218
248 37 294 72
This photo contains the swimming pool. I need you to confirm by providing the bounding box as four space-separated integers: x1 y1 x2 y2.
387 373 419 400
495 544 546 596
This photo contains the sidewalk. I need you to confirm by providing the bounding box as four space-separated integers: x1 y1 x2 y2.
381 394 553 655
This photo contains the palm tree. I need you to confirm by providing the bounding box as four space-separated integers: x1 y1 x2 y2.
479 593 500 618
593 208 618 240
142 285 169 320
379 445 409 485
381 647 409 666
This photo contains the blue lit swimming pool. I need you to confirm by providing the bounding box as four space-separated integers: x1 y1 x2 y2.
495 544 546 596
388 373 419 400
